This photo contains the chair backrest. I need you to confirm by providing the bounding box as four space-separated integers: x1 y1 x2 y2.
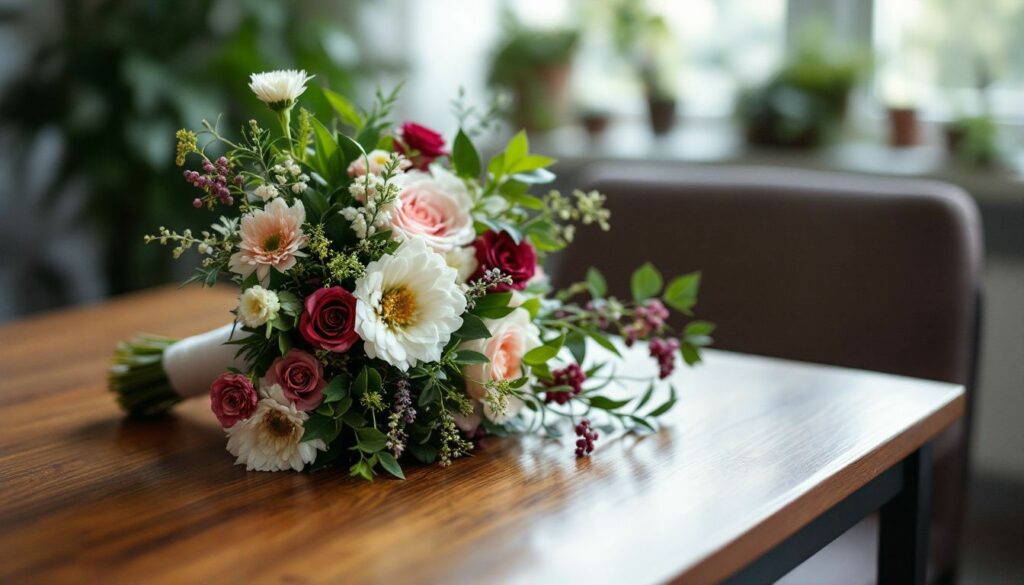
549 164 984 579
551 164 983 388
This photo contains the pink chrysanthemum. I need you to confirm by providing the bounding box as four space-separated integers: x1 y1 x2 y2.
229 198 308 284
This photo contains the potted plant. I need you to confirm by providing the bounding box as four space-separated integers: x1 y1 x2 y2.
738 29 869 148
945 114 1000 167
610 1 679 135
488 14 579 132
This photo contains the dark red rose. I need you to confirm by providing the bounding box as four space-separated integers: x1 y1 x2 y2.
210 372 258 428
265 349 326 411
299 286 359 352
395 122 446 169
471 230 537 292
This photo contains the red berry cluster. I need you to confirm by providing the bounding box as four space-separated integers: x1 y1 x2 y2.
648 336 680 379
543 363 586 405
574 419 599 457
184 156 242 207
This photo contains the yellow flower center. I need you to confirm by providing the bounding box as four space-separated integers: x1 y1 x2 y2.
263 233 282 252
381 286 418 329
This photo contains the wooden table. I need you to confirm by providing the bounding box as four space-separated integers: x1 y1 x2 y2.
0 287 964 585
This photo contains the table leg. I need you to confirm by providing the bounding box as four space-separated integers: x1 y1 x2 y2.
878 443 932 585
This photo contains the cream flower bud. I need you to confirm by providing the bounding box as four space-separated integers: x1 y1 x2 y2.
237 285 281 328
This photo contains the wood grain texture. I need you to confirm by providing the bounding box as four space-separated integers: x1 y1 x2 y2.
0 286 964 585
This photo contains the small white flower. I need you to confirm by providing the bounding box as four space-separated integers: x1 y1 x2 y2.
248 70 314 110
353 237 467 371
237 285 280 328
291 182 307 194
276 174 287 185
225 384 326 472
253 184 279 201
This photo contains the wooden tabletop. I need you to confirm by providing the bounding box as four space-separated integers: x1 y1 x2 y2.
0 286 964 585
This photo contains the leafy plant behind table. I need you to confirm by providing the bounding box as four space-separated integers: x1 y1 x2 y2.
0 0 358 298
737 26 871 148
110 70 714 480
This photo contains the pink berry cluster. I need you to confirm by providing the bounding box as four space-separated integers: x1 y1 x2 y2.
543 363 586 405
648 337 680 379
184 156 242 207
574 419 599 457
624 299 670 346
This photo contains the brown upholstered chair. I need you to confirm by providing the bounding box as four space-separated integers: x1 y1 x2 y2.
549 164 983 584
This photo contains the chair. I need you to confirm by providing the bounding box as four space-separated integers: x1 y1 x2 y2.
549 164 983 584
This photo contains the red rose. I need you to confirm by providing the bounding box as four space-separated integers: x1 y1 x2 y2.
471 230 537 292
265 349 326 411
299 286 359 352
396 122 446 170
210 372 258 428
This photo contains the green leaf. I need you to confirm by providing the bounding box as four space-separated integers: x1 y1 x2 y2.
322 375 349 403
527 229 565 252
565 330 587 364
684 320 716 336
633 383 656 412
332 396 353 417
376 451 406 480
631 262 664 301
663 272 701 314
408 443 437 464
453 350 490 364
367 367 383 393
522 333 565 366
583 327 621 357
418 380 441 407
341 409 367 428
352 367 368 397
520 297 542 319
349 459 374 481
508 154 555 174
586 267 607 298
589 395 631 410
452 129 481 179
321 87 363 128
628 415 657 432
473 292 513 310
511 168 556 185
505 130 529 167
487 151 506 178
647 385 678 417
473 305 517 320
311 118 342 184
686 334 714 347
680 342 702 366
301 414 339 443
355 427 388 453
277 332 291 355
454 313 491 341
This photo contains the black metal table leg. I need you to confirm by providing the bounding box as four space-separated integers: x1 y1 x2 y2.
878 443 932 585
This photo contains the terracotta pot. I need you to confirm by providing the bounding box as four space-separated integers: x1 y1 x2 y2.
646 95 676 136
888 107 919 148
513 63 571 132
581 113 610 138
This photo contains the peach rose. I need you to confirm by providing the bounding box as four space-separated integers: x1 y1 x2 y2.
460 308 541 424
389 167 475 252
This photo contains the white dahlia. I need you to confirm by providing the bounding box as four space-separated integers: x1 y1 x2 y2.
225 384 325 472
248 69 314 110
353 237 467 370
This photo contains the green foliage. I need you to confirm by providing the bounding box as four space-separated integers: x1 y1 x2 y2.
630 263 663 301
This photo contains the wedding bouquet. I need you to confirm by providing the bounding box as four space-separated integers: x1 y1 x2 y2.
109 70 713 478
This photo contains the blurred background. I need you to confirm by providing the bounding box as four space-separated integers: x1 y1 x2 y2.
0 0 1020 582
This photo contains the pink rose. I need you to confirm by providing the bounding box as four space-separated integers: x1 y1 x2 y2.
265 349 326 411
299 287 359 352
460 308 541 423
395 122 446 170
390 168 476 252
210 372 258 428
470 230 537 291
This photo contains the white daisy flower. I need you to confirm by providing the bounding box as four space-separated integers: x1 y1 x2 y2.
248 70 314 110
225 384 326 472
353 237 467 371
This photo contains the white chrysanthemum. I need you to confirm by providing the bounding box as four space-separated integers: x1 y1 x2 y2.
248 70 314 109
445 245 478 284
226 384 326 472
237 285 280 328
353 237 467 370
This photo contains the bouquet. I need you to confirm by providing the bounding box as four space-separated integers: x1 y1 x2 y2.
109 70 713 478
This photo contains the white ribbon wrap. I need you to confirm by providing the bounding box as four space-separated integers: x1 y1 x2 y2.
162 324 250 398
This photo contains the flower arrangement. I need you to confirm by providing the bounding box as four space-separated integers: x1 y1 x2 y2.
109 70 713 478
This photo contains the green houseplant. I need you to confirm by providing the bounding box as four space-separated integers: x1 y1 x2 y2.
488 14 579 132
